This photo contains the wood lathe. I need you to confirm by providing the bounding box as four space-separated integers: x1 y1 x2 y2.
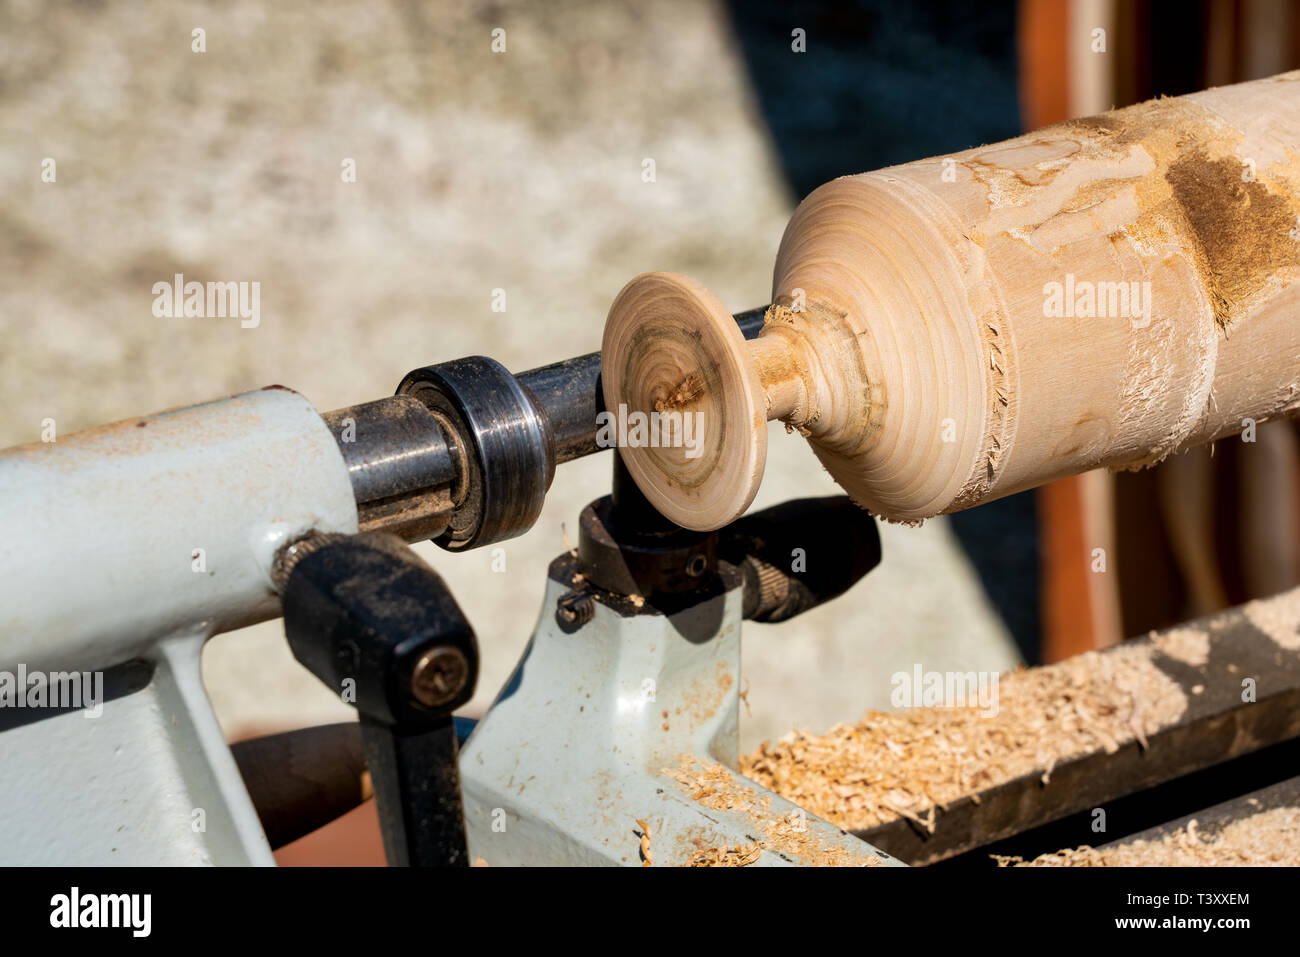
3 72 1300 868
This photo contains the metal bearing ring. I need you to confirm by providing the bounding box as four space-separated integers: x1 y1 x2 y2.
398 356 553 550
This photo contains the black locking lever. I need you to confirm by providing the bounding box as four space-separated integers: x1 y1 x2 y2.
276 531 479 867
720 496 882 623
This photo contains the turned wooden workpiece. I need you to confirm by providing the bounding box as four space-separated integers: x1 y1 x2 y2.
603 72 1300 530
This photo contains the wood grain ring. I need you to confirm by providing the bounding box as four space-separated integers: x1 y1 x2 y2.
601 272 767 530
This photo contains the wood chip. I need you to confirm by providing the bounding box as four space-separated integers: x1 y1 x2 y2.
636 818 652 867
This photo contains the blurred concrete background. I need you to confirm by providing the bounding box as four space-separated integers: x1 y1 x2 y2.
0 0 1021 753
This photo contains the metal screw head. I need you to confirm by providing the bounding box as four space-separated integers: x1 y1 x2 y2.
556 590 595 627
410 646 470 708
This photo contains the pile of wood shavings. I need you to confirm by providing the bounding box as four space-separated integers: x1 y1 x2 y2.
995 806 1300 866
740 643 1187 832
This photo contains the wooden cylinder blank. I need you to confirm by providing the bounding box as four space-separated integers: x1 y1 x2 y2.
603 72 1300 529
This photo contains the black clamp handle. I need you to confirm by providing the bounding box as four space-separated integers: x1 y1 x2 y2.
720 496 882 623
278 531 479 867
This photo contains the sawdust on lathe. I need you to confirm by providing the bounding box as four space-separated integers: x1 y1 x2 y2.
740 643 1187 832
688 839 764 867
672 757 769 815
1242 587 1300 651
669 757 883 866
1151 627 1211 667
995 806 1300 866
